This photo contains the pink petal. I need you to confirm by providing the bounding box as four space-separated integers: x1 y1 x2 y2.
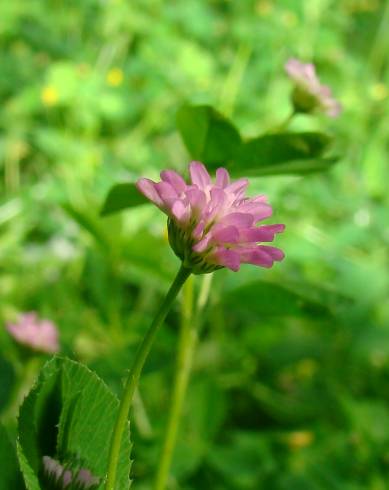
211 225 240 243
76 469 100 487
189 161 211 189
204 188 226 221
136 179 164 207
240 248 274 268
192 221 205 239
212 248 241 271
225 178 249 198
63 470 72 487
285 58 319 87
171 200 190 222
257 245 285 261
218 212 254 228
186 188 206 212
160 170 187 193
215 168 230 188
238 228 274 242
239 224 285 242
259 224 285 233
193 235 211 253
251 204 273 223
154 181 179 201
237 200 273 223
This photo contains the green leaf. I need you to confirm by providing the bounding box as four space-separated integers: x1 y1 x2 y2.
222 280 329 317
237 156 339 176
176 104 241 167
100 183 149 216
232 132 335 176
17 357 132 490
208 431 273 488
177 104 337 176
0 424 24 490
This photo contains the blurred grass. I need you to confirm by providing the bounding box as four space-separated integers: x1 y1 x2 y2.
1 0 389 488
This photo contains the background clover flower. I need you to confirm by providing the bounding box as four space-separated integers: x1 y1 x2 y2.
43 456 72 488
43 456 100 490
7 312 59 354
285 58 342 117
136 162 285 274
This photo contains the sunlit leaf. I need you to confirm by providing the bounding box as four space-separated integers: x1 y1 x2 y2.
100 183 149 216
176 104 241 166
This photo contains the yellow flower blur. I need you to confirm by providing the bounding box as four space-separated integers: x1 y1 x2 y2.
106 68 124 87
41 85 58 106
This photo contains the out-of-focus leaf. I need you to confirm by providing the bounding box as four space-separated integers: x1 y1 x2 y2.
170 378 227 479
0 424 24 490
177 104 336 176
17 357 132 490
208 431 274 488
222 280 329 317
176 104 241 167
342 398 389 444
232 132 334 176
63 203 111 251
236 156 339 176
0 355 15 410
100 183 149 216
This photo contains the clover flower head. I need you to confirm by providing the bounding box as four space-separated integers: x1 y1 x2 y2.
285 58 341 117
7 312 59 354
75 469 100 489
43 456 72 488
136 162 285 274
42 456 100 490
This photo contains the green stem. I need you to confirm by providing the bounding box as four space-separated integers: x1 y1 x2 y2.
368 0 389 74
274 110 297 133
154 274 213 490
105 264 191 490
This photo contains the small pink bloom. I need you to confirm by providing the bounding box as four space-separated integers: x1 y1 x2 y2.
76 468 100 488
43 457 99 489
285 58 341 117
7 312 59 354
43 456 72 487
137 162 285 273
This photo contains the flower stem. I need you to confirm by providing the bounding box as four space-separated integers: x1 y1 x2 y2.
154 274 213 490
274 109 297 132
105 264 191 490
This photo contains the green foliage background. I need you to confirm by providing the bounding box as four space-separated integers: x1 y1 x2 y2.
1 0 389 488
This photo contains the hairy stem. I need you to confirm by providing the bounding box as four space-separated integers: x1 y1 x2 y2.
105 264 191 490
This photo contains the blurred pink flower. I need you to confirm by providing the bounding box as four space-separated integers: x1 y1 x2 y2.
136 162 284 273
285 58 341 117
43 456 72 488
7 312 59 354
76 468 100 489
43 456 100 489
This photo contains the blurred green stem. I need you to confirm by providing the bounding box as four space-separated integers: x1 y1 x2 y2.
220 43 252 117
274 110 296 132
133 388 153 439
368 0 389 74
105 264 191 490
1 357 41 425
154 274 213 490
